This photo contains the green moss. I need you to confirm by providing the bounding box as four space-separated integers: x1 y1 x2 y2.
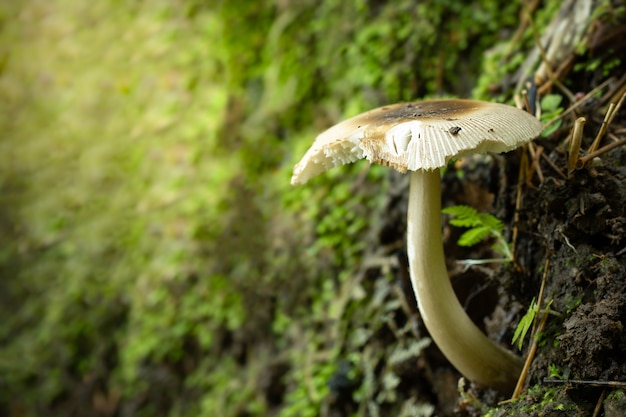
489 384 591 416
473 0 564 100
0 0 564 415
604 390 626 415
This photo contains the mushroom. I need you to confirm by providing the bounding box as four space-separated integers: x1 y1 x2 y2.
291 99 543 393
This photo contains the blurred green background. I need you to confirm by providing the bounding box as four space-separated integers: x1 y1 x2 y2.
0 1 552 416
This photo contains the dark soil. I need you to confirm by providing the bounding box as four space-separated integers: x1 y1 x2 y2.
500 162 626 416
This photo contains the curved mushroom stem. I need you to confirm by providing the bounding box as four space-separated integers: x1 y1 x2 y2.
407 169 523 394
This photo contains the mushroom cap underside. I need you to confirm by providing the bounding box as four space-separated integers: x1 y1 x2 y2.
291 99 543 185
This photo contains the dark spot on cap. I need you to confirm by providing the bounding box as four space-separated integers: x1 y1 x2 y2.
369 99 482 124
449 126 462 135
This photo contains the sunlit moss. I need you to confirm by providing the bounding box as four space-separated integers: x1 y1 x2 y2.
0 0 556 415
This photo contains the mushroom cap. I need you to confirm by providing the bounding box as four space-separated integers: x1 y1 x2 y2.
291 99 543 185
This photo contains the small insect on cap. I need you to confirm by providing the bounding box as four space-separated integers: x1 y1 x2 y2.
291 99 543 185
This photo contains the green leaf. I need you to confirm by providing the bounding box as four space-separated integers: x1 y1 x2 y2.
443 205 480 228
449 217 479 228
442 205 477 218
540 94 563 112
541 119 562 137
512 299 537 351
477 213 504 231
444 205 506 247
458 226 491 247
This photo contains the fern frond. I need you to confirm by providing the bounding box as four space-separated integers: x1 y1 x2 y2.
442 205 477 218
512 298 538 351
458 226 491 247
443 204 511 260
477 213 504 231
443 205 480 227
449 217 479 228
